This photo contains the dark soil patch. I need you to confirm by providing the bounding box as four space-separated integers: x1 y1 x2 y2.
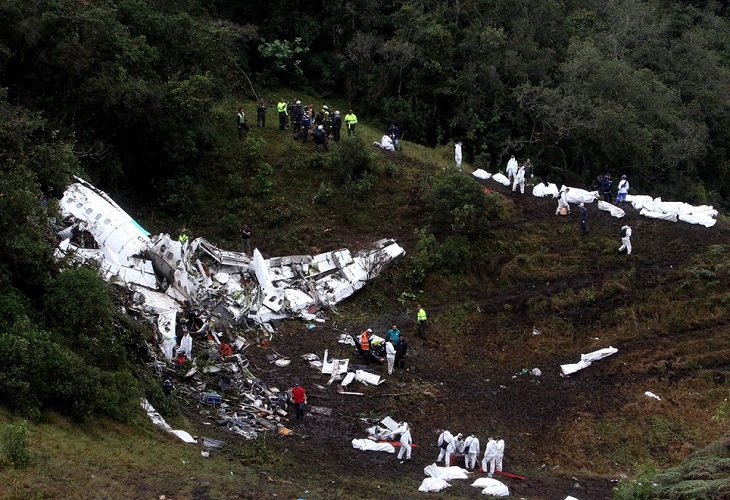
182 174 729 499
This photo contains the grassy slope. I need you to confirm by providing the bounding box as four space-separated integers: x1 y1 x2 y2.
3 91 730 498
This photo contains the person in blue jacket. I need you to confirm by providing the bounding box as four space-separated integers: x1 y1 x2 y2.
387 324 401 345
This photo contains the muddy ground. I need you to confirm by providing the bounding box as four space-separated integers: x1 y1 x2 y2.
181 175 728 499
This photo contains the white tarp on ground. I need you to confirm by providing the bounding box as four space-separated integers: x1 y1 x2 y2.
472 169 492 180
561 346 618 376
626 195 654 211
627 195 718 226
351 439 395 453
597 200 625 218
640 208 678 222
491 173 511 186
532 182 559 198
418 477 451 493
471 477 510 496
679 212 717 227
561 186 597 204
424 463 471 480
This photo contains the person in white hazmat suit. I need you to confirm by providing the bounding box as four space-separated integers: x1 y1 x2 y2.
176 330 193 358
436 429 454 464
373 134 395 151
385 340 396 375
512 164 526 194
455 141 463 171
506 155 518 183
482 436 498 477
495 438 505 472
618 225 632 255
555 187 571 215
447 433 463 466
463 434 480 470
397 422 412 462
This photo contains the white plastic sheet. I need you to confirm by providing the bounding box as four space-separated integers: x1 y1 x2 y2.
561 186 597 204
561 347 618 376
423 463 471 480
645 391 661 401
635 196 718 226
597 200 625 218
351 439 395 453
471 477 510 496
639 208 677 222
532 183 558 198
626 195 653 210
491 173 510 186
679 213 717 227
472 169 492 180
418 478 451 493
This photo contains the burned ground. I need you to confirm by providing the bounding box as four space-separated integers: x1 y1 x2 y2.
172 169 730 500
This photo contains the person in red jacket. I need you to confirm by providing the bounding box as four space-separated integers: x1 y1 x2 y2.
291 381 307 420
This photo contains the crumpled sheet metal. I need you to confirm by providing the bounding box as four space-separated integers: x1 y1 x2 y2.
55 180 406 360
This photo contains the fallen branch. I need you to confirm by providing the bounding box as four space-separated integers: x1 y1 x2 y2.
371 391 434 398
234 62 259 102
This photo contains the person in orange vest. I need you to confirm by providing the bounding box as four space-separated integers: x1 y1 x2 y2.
359 328 372 364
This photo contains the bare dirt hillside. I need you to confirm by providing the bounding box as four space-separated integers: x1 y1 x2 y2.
175 166 730 499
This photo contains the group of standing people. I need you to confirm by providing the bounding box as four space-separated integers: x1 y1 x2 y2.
592 173 630 204
358 326 409 374
240 99 358 152
554 176 633 253
437 430 505 475
505 156 534 194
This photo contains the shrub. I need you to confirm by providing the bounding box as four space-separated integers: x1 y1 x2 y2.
384 162 400 177
351 171 377 198
253 162 274 195
613 465 660 500
1 421 32 468
429 171 490 240
43 267 114 353
326 138 376 198
242 135 265 166
313 180 335 206
437 235 473 272
161 174 199 217
226 171 247 197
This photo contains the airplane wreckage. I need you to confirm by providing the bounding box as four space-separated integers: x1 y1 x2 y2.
54 178 405 442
